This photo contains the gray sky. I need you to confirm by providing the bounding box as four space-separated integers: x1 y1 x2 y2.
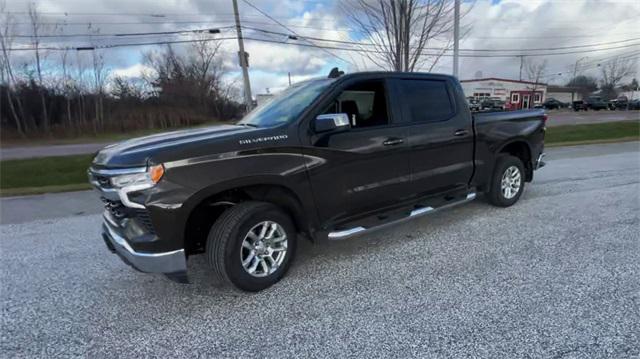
2 0 639 95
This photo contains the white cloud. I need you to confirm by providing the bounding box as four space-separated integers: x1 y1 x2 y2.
4 0 638 92
456 0 640 84
110 63 153 79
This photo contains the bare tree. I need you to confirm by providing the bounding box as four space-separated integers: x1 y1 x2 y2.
600 57 636 100
59 48 75 130
526 58 547 108
190 37 223 102
28 3 50 132
566 75 598 99
343 0 461 72
90 49 108 133
74 50 89 129
111 76 144 100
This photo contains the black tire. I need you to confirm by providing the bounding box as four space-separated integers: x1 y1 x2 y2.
486 155 526 207
206 201 297 292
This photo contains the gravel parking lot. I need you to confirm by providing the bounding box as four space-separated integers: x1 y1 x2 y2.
1 142 639 358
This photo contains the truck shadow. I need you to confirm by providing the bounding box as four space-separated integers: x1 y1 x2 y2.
182 198 494 297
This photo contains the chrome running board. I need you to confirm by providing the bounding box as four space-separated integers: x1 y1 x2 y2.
328 192 477 240
536 153 546 169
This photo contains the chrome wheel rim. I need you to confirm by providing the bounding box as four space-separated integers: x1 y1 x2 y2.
501 165 522 199
240 221 288 278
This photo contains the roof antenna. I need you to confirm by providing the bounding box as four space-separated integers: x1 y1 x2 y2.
328 67 344 79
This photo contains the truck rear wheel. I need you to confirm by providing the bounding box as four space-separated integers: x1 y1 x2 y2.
206 201 297 291
487 155 525 207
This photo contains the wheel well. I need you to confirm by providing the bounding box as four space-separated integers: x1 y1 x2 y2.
499 141 533 180
183 185 308 255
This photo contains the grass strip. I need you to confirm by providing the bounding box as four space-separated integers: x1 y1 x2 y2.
545 120 639 144
1 154 94 196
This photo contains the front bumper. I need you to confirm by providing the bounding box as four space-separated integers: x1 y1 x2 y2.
102 212 187 275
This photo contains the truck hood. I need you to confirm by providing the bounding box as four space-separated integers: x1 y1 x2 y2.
93 124 255 168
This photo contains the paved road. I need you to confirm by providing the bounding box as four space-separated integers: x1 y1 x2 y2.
1 112 637 160
0 190 102 225
0 142 109 160
1 142 639 357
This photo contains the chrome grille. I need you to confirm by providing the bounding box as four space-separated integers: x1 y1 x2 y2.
96 175 112 188
101 197 127 219
91 166 155 234
100 199 156 234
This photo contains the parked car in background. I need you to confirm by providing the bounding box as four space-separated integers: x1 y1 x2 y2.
481 98 506 112
572 100 588 111
585 96 608 111
543 98 566 110
608 96 629 110
89 71 546 291
467 97 481 112
628 99 640 110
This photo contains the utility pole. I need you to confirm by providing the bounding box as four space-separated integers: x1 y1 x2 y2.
518 55 525 81
288 72 292 86
452 0 460 78
232 0 253 111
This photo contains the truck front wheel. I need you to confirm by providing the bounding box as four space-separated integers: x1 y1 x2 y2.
206 201 297 291
487 155 525 207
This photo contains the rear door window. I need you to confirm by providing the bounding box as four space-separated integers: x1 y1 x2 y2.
397 79 455 123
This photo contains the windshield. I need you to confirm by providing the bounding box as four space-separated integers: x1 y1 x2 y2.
238 79 334 128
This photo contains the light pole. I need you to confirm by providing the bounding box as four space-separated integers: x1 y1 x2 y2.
453 0 460 77
571 56 588 102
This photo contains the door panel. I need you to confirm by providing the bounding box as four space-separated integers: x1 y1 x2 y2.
305 127 411 224
302 79 412 226
392 78 474 197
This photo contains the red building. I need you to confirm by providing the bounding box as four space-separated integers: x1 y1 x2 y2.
460 78 547 110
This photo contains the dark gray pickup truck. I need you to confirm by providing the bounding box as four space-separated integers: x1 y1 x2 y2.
89 71 546 291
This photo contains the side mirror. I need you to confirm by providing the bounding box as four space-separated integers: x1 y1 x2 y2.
315 113 350 133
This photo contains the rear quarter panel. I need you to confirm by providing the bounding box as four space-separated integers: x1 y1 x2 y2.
473 109 546 190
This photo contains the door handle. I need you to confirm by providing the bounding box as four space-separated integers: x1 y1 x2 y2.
383 138 404 146
453 129 469 137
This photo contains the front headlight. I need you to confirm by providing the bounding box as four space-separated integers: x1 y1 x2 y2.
110 164 164 189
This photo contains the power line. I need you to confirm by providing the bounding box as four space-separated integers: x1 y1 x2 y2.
240 0 354 66
15 23 637 55
241 27 640 53
9 16 639 41
540 50 640 78
6 20 234 26
5 32 640 59
6 36 236 51
8 10 638 26
10 27 233 38
542 56 640 79
240 37 640 58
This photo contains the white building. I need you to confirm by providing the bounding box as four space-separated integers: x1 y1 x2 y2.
460 78 548 110
546 86 582 103
255 93 274 107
